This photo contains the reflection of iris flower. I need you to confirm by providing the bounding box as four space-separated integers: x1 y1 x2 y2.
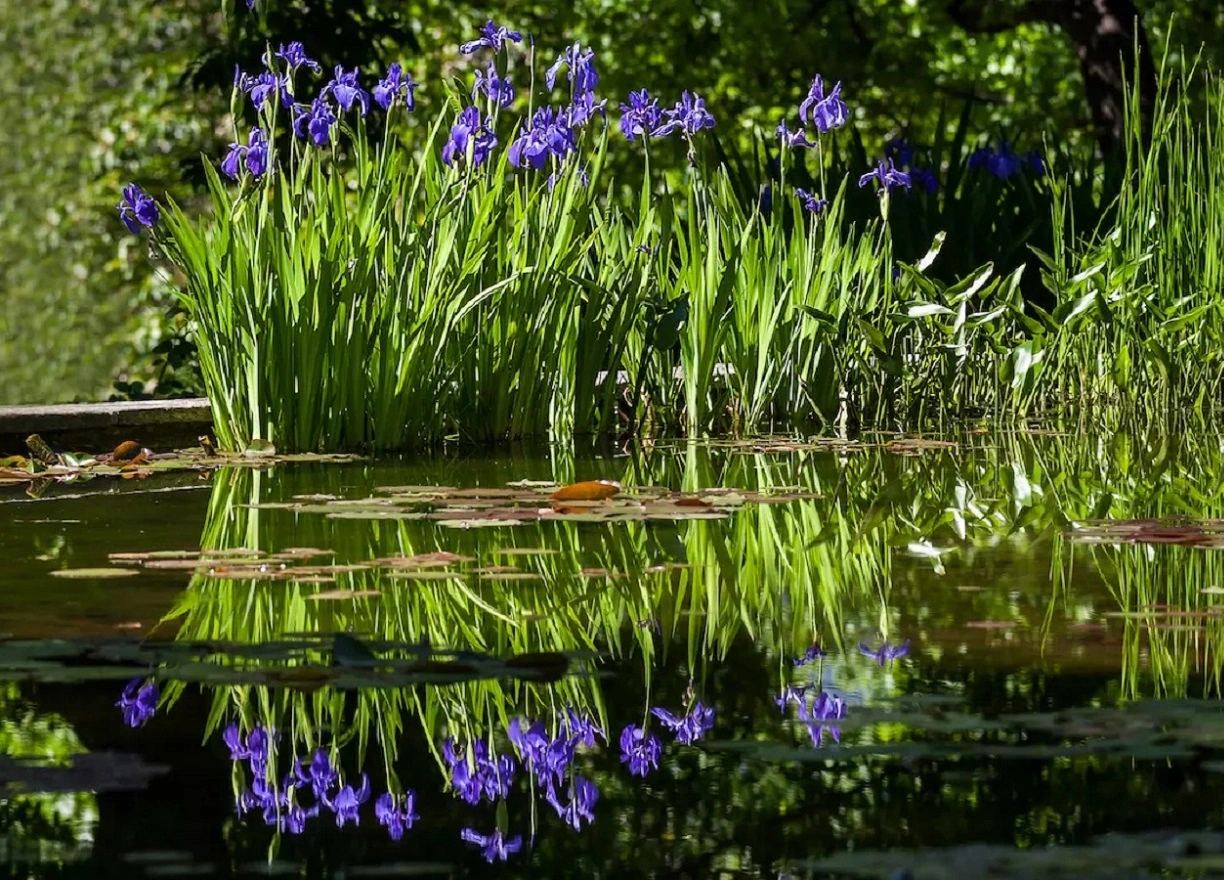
618 724 662 776
116 679 159 728
858 639 911 666
293 748 339 798
375 791 419 840
650 701 715 744
545 775 599 830
322 773 370 827
792 644 826 666
461 827 523 863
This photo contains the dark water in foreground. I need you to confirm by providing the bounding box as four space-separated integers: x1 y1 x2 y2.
3 434 1224 878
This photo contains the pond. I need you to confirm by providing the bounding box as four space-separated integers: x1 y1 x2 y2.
4 432 1224 878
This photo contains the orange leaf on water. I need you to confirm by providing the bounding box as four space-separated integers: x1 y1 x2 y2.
549 480 622 502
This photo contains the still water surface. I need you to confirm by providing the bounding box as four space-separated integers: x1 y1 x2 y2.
3 433 1224 878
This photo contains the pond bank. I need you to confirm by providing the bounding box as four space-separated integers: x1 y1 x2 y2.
0 397 211 455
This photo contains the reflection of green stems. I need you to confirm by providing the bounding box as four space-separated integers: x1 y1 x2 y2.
163 438 1082 779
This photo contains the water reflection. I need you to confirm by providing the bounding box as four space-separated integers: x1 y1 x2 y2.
8 432 1224 874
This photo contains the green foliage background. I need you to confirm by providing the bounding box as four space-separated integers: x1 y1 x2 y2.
1 0 1221 405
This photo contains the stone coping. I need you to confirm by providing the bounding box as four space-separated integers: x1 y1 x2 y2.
0 398 213 455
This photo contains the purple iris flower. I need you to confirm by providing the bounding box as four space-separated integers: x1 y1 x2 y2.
1026 150 1046 175
461 827 523 863
472 62 515 108
274 41 320 73
236 69 291 110
375 791 419 841
508 107 566 170
117 184 159 234
655 91 715 138
564 91 606 128
776 119 815 149
969 140 1033 180
858 158 912 192
441 106 498 167
794 188 828 214
619 89 663 141
546 42 599 96
115 679 159 727
799 74 849 134
244 725 274 776
859 638 911 666
322 773 370 827
292 97 338 147
374 63 417 111
546 775 599 830
618 724 662 777
324 66 370 116
221 127 269 179
278 802 319 834
651 702 716 744
885 136 916 167
910 166 939 193
459 20 522 55
293 748 339 799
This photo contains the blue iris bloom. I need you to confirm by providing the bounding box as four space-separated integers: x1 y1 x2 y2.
910 167 939 193
799 74 849 133
794 188 828 214
776 119 815 149
375 791 419 841
236 69 291 111
461 827 523 863
324 66 370 116
115 678 159 727
221 127 269 179
546 42 599 96
274 41 320 73
858 158 912 192
460 20 522 55
374 63 417 111
292 98 338 147
117 184 159 234
884 136 916 167
618 724 662 777
619 89 663 141
441 106 497 167
472 62 515 108
655 91 715 138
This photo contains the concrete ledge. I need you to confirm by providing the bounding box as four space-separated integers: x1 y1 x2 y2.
0 398 214 455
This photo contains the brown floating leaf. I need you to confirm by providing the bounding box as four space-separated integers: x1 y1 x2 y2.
470 565 521 575
374 552 474 568
108 550 200 562
306 589 381 601
673 496 711 508
386 570 465 581
549 480 622 502
25 434 60 465
50 567 141 579
475 571 542 582
579 568 626 579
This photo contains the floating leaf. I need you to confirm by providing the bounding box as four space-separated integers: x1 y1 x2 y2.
50 567 141 579
306 589 381 601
